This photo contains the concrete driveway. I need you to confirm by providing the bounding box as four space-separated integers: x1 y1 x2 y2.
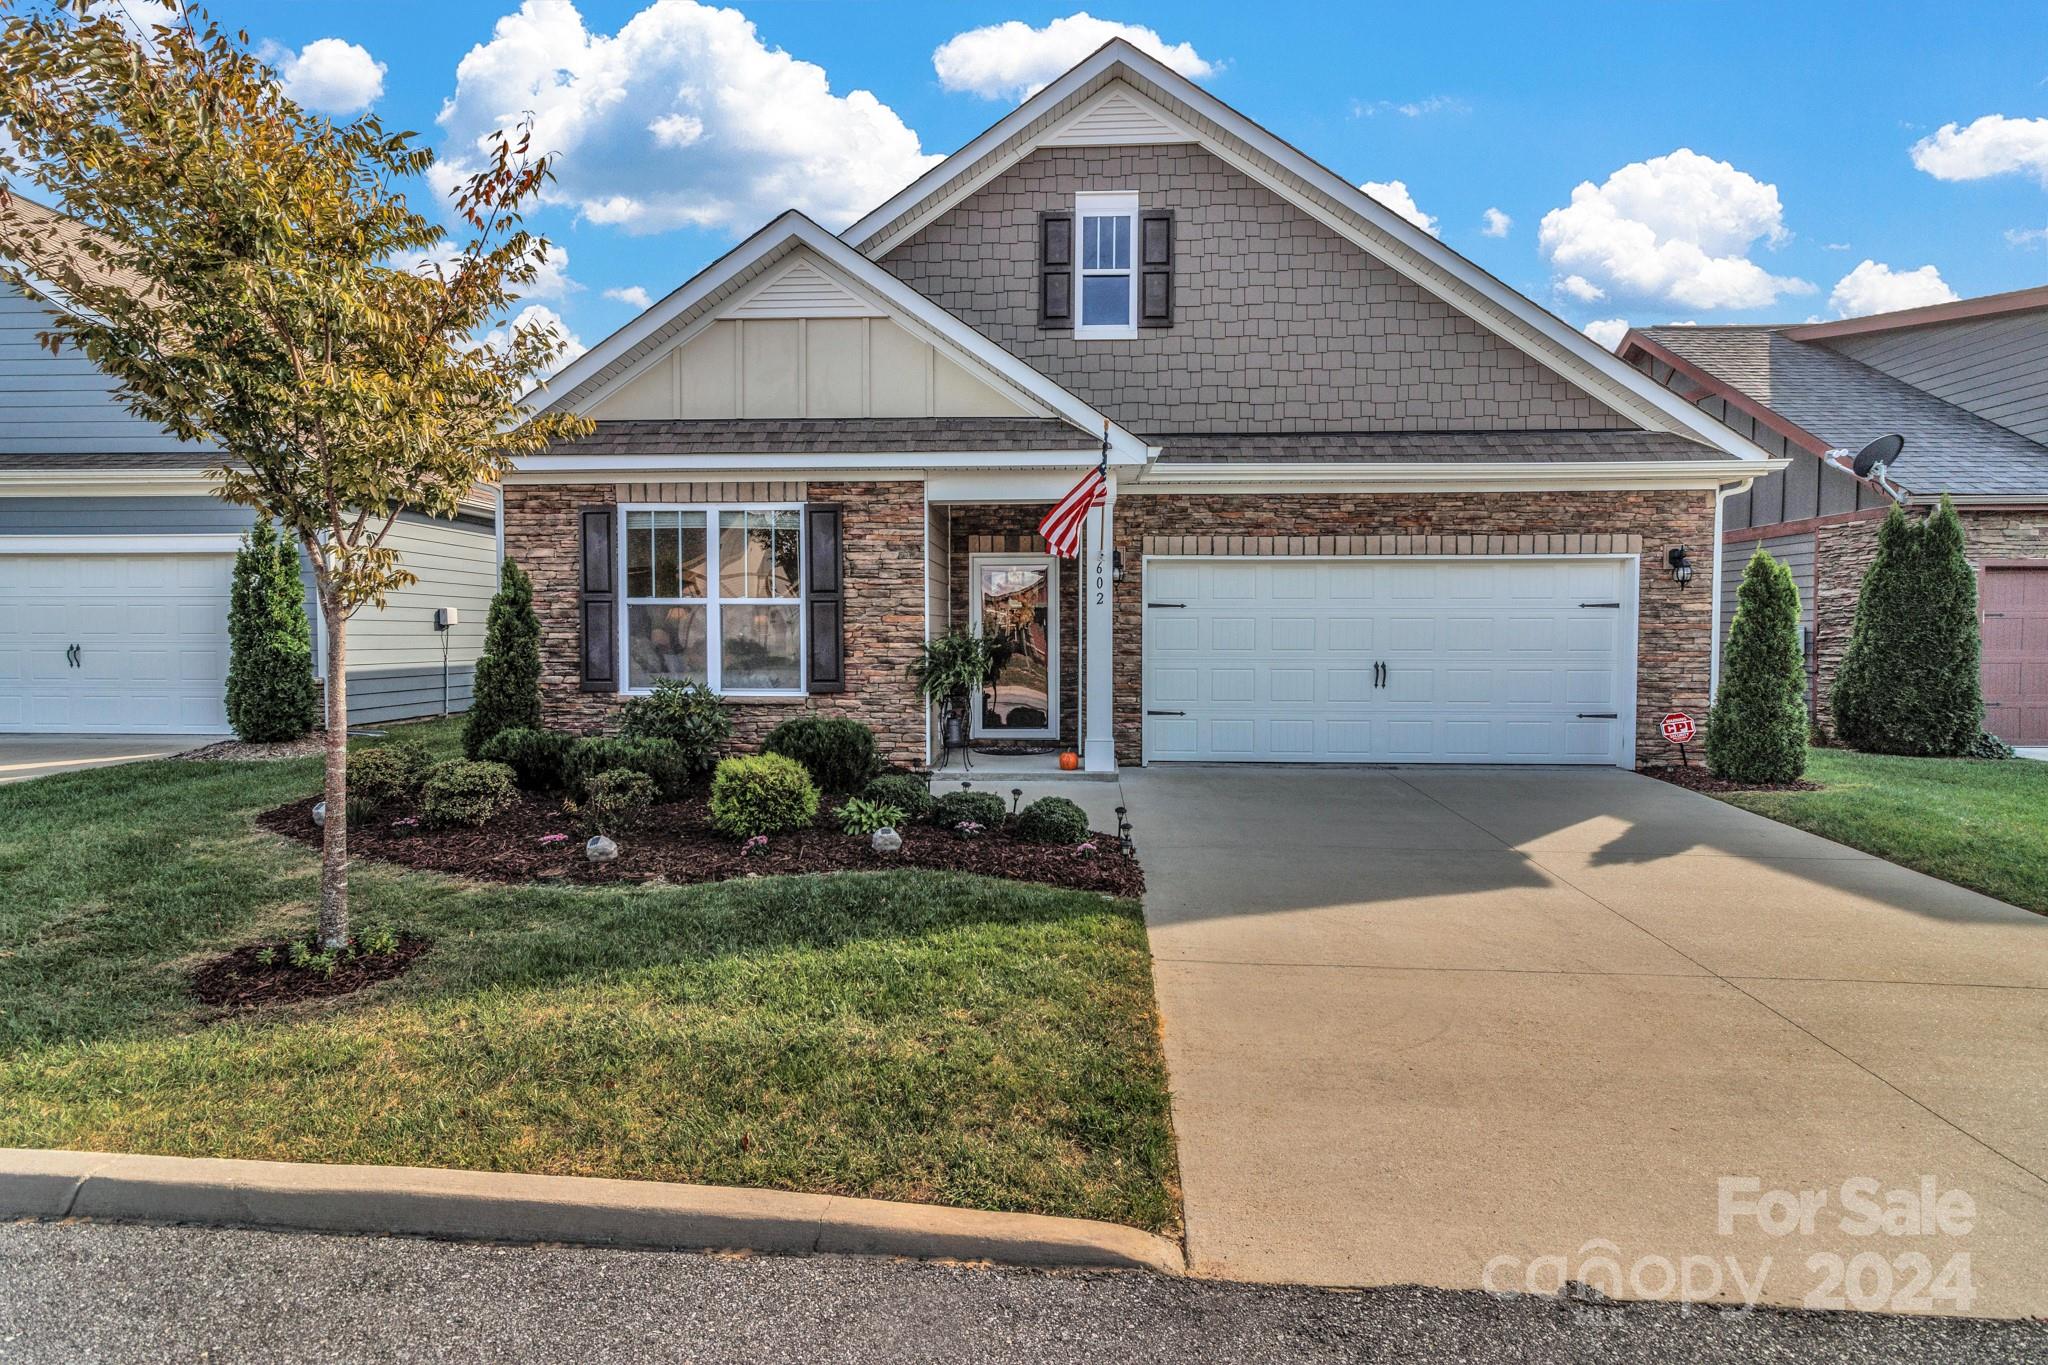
0 735 206 785
1125 765 2048 1317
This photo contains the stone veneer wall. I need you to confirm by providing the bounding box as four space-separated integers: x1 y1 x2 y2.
945 505 1081 748
880 144 1626 434
1109 490 1719 766
503 480 930 765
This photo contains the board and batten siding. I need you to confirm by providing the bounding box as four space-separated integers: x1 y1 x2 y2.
1826 312 2048 446
0 285 214 455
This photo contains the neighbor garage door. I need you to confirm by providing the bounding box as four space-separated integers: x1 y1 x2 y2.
1141 557 1634 764
0 551 234 733
1982 565 2048 745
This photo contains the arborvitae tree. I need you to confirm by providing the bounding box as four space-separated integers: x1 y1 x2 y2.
1706 548 1808 782
463 556 543 757
224 517 320 742
1831 496 1984 756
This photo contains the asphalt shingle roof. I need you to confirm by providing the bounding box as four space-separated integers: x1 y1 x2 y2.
1642 325 2048 496
1147 430 1716 463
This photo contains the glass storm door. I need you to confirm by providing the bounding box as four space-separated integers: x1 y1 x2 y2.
970 556 1058 739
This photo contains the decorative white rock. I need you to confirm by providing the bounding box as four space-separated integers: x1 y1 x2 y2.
871 827 903 854
311 800 326 829
586 835 619 863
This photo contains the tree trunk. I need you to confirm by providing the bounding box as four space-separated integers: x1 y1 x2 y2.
317 582 350 950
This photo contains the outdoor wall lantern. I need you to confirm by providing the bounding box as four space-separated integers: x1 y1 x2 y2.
1111 549 1127 583
1667 546 1695 587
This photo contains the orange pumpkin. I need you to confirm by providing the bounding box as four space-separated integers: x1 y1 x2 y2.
1058 751 1081 771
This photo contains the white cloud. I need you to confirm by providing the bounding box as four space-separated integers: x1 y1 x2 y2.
932 12 1217 101
1352 95 1468 119
1582 318 1630 350
393 241 576 303
484 303 586 376
2007 225 2048 248
87 0 179 52
1911 115 2048 186
1481 207 1512 238
1824 242 1852 251
1360 179 1438 237
276 37 386 116
1538 148 1813 310
1828 259 1959 318
1557 273 1605 302
604 285 653 310
437 1 940 235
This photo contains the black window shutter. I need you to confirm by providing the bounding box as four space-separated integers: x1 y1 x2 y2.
1038 211 1073 329
578 506 617 692
804 502 845 694
1139 209 1174 328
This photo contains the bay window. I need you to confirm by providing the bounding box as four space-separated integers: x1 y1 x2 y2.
623 504 803 694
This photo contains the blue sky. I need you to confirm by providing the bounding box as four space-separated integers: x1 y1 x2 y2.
202 0 2048 359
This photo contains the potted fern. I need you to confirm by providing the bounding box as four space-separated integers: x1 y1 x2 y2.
910 629 995 751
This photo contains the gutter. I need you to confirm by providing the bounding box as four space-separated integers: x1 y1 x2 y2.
1130 458 1786 492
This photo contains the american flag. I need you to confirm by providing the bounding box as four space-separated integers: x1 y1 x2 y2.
1037 429 1110 559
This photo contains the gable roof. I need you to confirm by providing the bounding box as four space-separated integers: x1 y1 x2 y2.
530 210 1146 464
842 40 1777 467
1627 324 2048 498
1782 284 2048 344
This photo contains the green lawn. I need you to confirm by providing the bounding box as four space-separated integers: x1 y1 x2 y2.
0 721 1179 1232
1716 747 2048 916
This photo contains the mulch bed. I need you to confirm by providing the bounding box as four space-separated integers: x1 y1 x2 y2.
175 736 327 763
189 934 430 1011
1642 763 1822 795
258 792 1145 897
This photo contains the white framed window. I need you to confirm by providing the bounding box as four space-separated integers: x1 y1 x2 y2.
1074 191 1139 340
620 503 804 695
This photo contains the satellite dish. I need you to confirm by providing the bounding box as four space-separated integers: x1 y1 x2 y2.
1851 434 1904 477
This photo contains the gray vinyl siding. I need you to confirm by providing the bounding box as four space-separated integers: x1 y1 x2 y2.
300 510 499 724
1723 531 1815 631
0 494 252 534
0 285 212 455
1828 313 2048 445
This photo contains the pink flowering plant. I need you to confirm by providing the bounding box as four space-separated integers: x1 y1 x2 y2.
741 834 770 857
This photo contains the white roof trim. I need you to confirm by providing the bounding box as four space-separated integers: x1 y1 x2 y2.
843 40 1780 466
1132 458 1787 493
508 449 1126 477
529 211 1147 464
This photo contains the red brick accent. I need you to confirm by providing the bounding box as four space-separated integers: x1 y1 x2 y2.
502 480 929 765
1108 490 1719 766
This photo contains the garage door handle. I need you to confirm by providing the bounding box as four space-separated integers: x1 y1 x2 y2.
1147 602 1186 609
1146 709 1186 717
1579 601 1621 609
1576 712 1618 719
65 643 81 668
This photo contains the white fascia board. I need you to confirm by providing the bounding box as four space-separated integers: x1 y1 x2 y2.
506 449 1118 478
0 533 242 554
0 467 221 494
845 40 1779 466
1129 458 1787 493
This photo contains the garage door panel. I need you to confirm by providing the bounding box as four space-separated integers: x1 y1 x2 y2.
1143 556 1631 764
1982 566 2048 745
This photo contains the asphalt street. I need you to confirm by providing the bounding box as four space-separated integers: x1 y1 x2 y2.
2 1220 2043 1363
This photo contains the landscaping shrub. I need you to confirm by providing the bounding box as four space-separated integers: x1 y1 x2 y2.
463 558 543 758
617 678 731 776
762 715 879 794
931 789 1006 833
1832 498 1984 756
861 773 934 822
1968 731 2017 761
1706 549 1809 784
225 517 319 742
836 797 904 838
708 753 819 838
566 737 691 801
575 768 656 836
1013 795 1090 845
346 738 431 817
418 759 515 828
478 726 576 792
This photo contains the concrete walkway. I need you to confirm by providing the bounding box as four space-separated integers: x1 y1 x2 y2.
0 735 207 785
1125 765 2048 1317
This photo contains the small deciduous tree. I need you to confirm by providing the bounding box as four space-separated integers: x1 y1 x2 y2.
226 516 319 741
1831 497 1983 756
463 557 542 758
0 2 588 946
1706 548 1808 783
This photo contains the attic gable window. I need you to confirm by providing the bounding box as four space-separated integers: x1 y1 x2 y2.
1074 192 1139 339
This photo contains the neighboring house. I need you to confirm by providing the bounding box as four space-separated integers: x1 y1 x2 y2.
0 196 498 735
504 40 1783 773
1619 287 2048 745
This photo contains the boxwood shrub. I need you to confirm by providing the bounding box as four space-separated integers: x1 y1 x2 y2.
479 726 577 793
762 715 879 794
577 768 656 836
346 738 431 818
861 772 934 823
930 789 1006 832
418 759 516 828
566 736 690 801
708 753 820 838
1013 795 1090 845
616 678 731 776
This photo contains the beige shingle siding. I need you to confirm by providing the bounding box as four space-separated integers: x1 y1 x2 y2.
881 144 1630 435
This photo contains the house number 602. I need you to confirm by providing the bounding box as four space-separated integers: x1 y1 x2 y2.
1094 550 1106 605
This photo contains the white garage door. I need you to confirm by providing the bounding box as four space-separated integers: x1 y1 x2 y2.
1142 557 1634 764
0 551 234 733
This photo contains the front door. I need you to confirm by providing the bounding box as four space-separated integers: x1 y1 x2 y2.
970 555 1059 740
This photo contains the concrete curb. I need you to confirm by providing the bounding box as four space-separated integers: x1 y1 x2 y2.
0 1149 1184 1276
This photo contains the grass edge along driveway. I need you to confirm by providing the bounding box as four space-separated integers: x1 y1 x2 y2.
1712 746 2048 917
0 722 1180 1234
